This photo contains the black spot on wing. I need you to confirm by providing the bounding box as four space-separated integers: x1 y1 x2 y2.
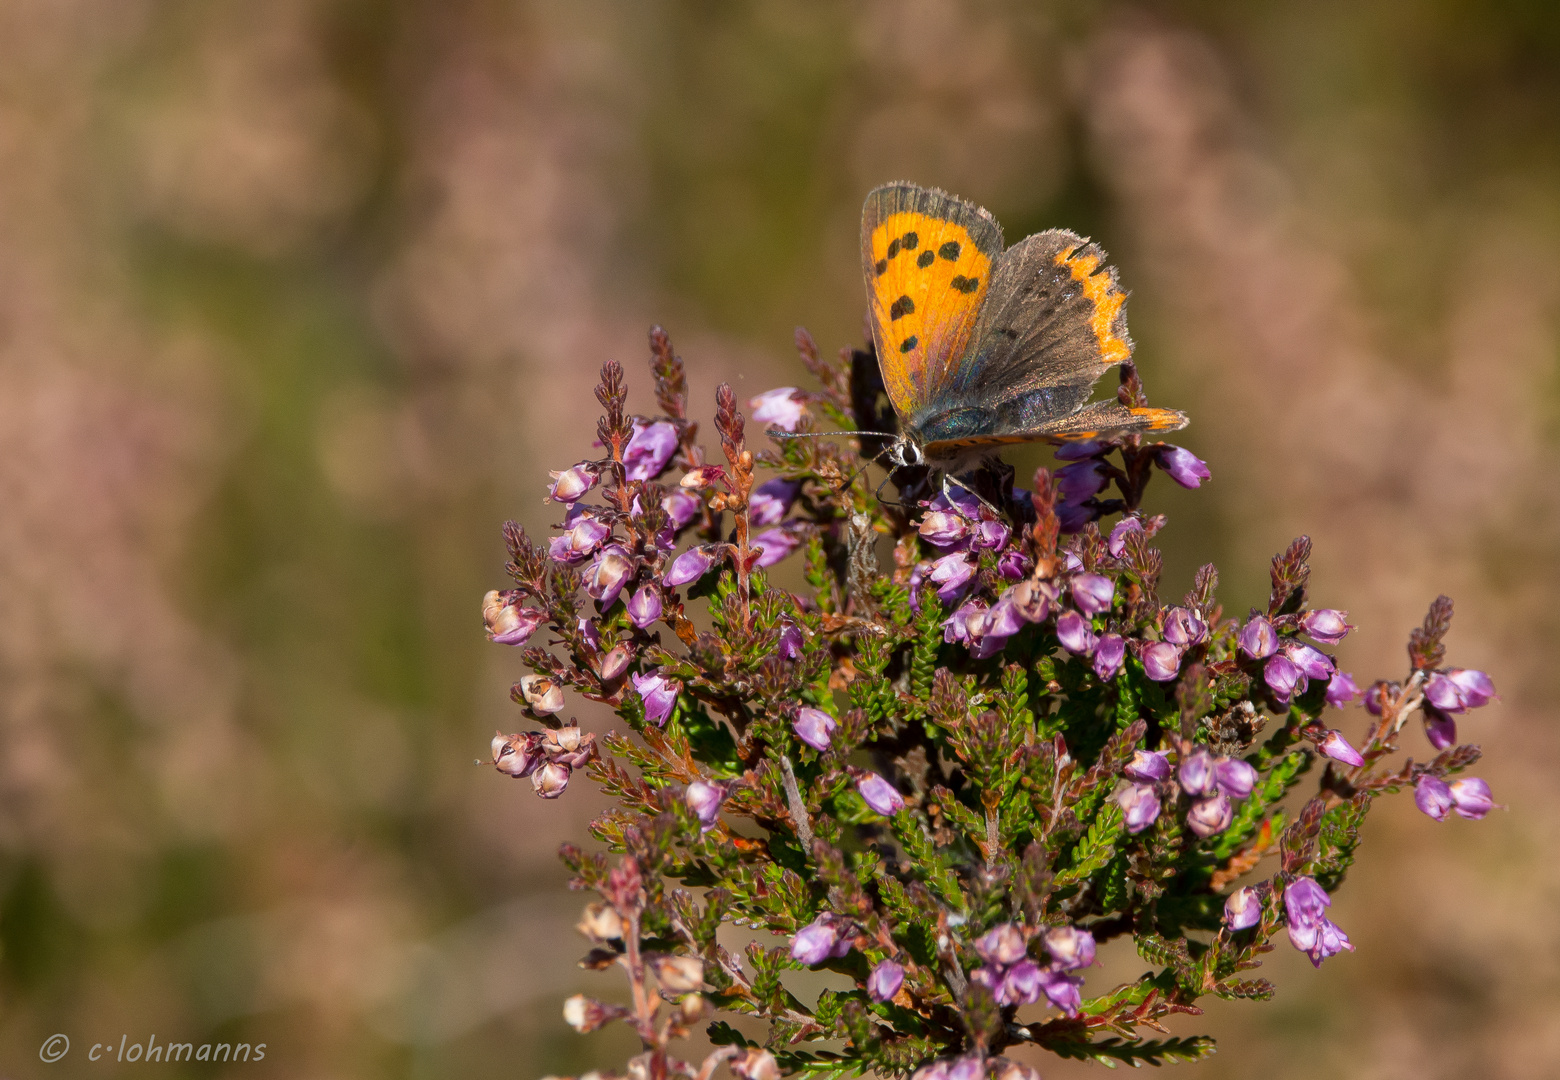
902 231 919 249
890 295 915 320
900 335 919 353
950 275 980 294
875 258 888 276
938 241 961 261
887 238 900 259
916 250 934 268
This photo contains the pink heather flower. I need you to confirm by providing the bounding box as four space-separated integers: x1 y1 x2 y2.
578 616 600 651
1297 916 1353 968
1238 615 1278 659
1141 640 1183 682
1415 774 1454 820
584 545 635 607
1425 668 1498 713
919 509 971 547
975 923 1027 966
532 761 571 799
1224 886 1262 931
664 546 717 587
1285 878 1352 966
749 478 800 526
1124 749 1171 783
749 387 806 432
1038 969 1083 1015
623 421 679 481
1178 748 1217 795
549 509 611 564
482 591 546 646
548 463 598 503
1264 653 1304 701
1423 706 1458 750
790 916 844 965
632 671 679 727
1118 783 1161 833
793 707 837 751
990 1060 1040 1080
1043 925 1096 971
662 488 703 529
941 600 981 647
1284 875 1330 925
1056 610 1097 656
598 644 631 683
996 548 1028 580
1448 777 1496 819
752 527 801 568
686 780 727 832
959 602 1018 660
626 584 663 628
1155 445 1211 488
1187 792 1233 837
1285 642 1335 680
1326 670 1362 708
867 960 905 1003
1093 633 1126 680
1107 515 1145 558
1215 757 1257 799
777 619 804 661
855 771 906 816
928 552 977 603
1072 572 1115 615
1316 729 1365 767
1161 606 1208 646
929 486 983 518
1300 608 1353 644
973 518 1010 551
997 960 1044 1006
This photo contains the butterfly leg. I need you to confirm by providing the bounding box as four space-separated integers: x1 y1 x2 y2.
941 471 1001 517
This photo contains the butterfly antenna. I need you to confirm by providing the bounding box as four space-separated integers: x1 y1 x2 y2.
767 428 893 441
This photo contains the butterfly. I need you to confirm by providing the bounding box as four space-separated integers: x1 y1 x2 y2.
860 182 1186 470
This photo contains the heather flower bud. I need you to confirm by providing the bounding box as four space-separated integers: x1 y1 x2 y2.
752 527 800 568
1224 886 1262 931
577 902 624 942
1423 706 1458 750
855 770 906 816
1264 653 1303 701
650 954 704 992
548 463 598 503
1285 642 1335 680
1044 925 1096 970
793 707 836 751
1155 445 1211 488
1056 610 1097 656
1238 615 1278 659
1179 747 1216 794
623 421 678 481
789 916 843 965
1300 608 1353 644
685 780 727 832
1315 729 1365 767
867 959 904 1003
1107 515 1144 558
520 675 566 716
749 387 805 432
749 478 800 526
1415 774 1454 820
1448 777 1495 819
598 644 631 683
996 959 1044 1005
1118 783 1161 833
1425 668 1498 713
1140 640 1183 682
1186 792 1233 837
732 1049 781 1080
664 546 716 587
1123 749 1171 783
1161 606 1208 646
626 584 663 629
1214 757 1257 799
563 994 618 1033
584 545 635 606
1326 670 1362 708
483 591 546 646
1072 572 1115 615
549 510 611 564
1039 968 1083 1014
532 761 571 798
631 670 679 727
919 510 970 547
1093 633 1126 680
975 922 1027 966
928 552 977 602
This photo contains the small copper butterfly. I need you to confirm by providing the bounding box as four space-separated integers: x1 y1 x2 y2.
860 182 1187 468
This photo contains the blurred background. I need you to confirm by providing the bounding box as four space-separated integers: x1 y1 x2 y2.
0 1 1556 1077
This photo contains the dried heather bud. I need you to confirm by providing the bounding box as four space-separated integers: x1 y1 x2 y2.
563 994 620 1033
532 761 571 798
650 954 704 992
483 591 546 646
493 732 542 778
679 466 726 490
520 675 566 716
732 1049 781 1080
1224 886 1262 931
577 903 624 942
867 959 905 1002
990 1059 1041 1080
749 387 806 432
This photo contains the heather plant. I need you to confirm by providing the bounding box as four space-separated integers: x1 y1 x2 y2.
482 326 1499 1080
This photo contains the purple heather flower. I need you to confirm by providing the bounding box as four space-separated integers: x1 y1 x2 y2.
1056 610 1097 656
1285 877 1352 966
1057 460 1109 502
578 616 600 651
482 591 546 646
1161 606 1208 646
1415 774 1454 820
1038 969 1083 1015
1238 615 1278 659
1316 729 1365 767
664 545 717 587
1300 608 1353 644
1124 749 1171 783
777 619 804 661
686 780 727 832
793 707 836 751
1215 757 1258 799
984 593 1026 639
632 670 679 727
1107 515 1144 558
1296 917 1354 968
1285 642 1335 680
989 1061 1040 1080
910 1062 952 1080
1425 668 1498 713
749 478 800 526
1043 925 1096 971
1186 792 1233 837
583 545 635 607
749 387 806 432
975 923 1028 966
946 1057 984 1080
968 964 1001 995
1141 640 1184 682
1326 670 1362 708
1072 572 1115 615
626 584 663 629
1264 653 1304 701
662 488 703 529
856 771 906 816
962 605 1016 661
532 761 571 798
1118 783 1162 833
928 552 977 603
1224 886 1262 931
1448 777 1495 819
974 518 1011 551
550 509 611 564
752 527 800 568
997 960 1044 1006
599 644 631 683
1423 707 1458 750
548 463 598 503
790 916 843 965
919 509 971 548
929 485 983 519
941 600 980 647
1285 875 1330 925
1054 439 1105 460
1094 633 1127 680
1056 499 1096 534
867 960 905 1003
1155 445 1211 488
996 548 1028 581
1178 748 1217 796
623 421 679 481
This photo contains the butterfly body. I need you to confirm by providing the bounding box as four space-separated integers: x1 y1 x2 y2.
861 183 1186 468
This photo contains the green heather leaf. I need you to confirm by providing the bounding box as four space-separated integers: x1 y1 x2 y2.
1047 1036 1217 1068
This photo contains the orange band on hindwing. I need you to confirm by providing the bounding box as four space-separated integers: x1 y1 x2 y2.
1054 246 1131 367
